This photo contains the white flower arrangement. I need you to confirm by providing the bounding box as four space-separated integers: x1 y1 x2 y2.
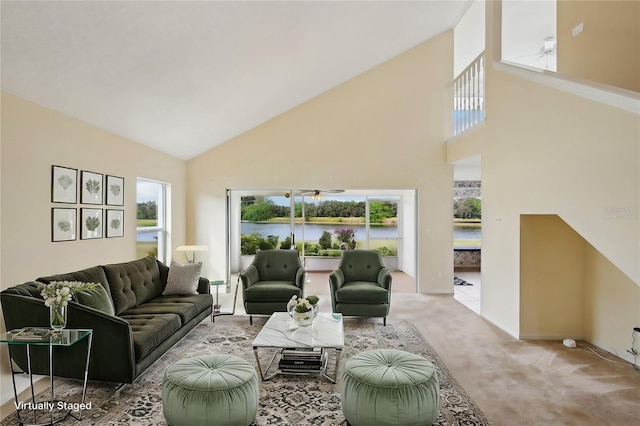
287 295 319 313
37 281 99 308
38 281 99 329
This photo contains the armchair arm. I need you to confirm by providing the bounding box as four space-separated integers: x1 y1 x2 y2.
377 268 392 291
329 269 345 312
295 266 306 291
329 269 345 292
240 265 259 290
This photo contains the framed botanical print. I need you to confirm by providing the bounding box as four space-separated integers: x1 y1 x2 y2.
81 208 103 239
81 170 103 205
105 175 124 206
106 209 124 238
51 165 78 204
51 208 77 242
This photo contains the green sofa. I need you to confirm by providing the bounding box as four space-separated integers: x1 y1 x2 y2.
0 256 212 384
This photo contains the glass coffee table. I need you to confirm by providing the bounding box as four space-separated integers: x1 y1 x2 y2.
252 312 344 383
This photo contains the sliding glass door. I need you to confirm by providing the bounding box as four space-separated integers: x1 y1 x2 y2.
231 189 407 273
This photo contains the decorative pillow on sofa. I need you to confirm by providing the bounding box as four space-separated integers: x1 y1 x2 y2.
163 262 202 295
74 284 115 316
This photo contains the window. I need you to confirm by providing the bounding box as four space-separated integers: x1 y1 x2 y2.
136 178 167 262
453 186 481 249
237 191 400 260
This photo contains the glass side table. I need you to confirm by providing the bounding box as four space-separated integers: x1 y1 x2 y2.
210 277 239 322
0 328 93 425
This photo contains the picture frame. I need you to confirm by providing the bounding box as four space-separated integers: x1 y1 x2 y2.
80 170 103 205
51 165 78 204
80 208 103 239
105 175 124 206
106 209 124 238
51 208 77 242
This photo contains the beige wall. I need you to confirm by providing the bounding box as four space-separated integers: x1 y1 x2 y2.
0 92 188 406
519 214 639 354
449 1 640 357
557 0 640 92
584 242 640 355
520 215 585 339
187 31 455 294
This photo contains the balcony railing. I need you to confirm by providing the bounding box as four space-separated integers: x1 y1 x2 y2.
453 52 485 136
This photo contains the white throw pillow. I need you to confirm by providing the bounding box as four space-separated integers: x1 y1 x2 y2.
163 261 202 295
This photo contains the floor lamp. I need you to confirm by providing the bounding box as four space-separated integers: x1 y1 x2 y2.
175 245 208 263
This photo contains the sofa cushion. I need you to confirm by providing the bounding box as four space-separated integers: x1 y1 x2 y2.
73 284 115 315
119 313 182 362
151 294 213 318
243 281 302 302
335 281 389 304
163 262 202 295
102 256 163 315
121 294 211 325
38 266 111 295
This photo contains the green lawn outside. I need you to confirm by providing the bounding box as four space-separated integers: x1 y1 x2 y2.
453 220 481 229
136 242 157 259
454 239 481 247
137 219 158 227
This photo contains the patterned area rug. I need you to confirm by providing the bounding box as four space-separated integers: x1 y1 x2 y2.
2 316 490 425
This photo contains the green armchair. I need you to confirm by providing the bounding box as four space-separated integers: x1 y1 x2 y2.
240 250 305 324
329 250 392 325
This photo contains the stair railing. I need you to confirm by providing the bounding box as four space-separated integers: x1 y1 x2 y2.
453 52 485 136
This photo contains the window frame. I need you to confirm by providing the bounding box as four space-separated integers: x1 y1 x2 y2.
136 178 167 263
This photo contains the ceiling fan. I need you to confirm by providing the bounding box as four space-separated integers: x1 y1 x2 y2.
511 36 557 70
289 189 345 200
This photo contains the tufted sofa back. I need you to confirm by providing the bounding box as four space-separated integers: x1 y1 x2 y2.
338 250 386 283
252 250 301 282
32 256 166 316
102 256 163 315
38 265 112 296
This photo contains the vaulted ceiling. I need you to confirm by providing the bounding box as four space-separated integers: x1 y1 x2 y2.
1 1 472 160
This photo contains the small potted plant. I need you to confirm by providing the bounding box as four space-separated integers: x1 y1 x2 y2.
287 295 320 327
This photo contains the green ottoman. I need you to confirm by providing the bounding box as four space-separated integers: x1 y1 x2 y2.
162 354 259 426
340 349 440 426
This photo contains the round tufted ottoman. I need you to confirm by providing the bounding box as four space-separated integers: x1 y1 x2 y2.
340 349 440 426
162 354 259 426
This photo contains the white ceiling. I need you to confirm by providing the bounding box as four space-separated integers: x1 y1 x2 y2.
1 0 472 160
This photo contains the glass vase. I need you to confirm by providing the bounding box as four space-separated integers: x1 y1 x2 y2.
290 304 319 327
50 304 67 331
291 310 313 327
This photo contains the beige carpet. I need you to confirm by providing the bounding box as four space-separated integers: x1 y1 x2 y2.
302 272 640 425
